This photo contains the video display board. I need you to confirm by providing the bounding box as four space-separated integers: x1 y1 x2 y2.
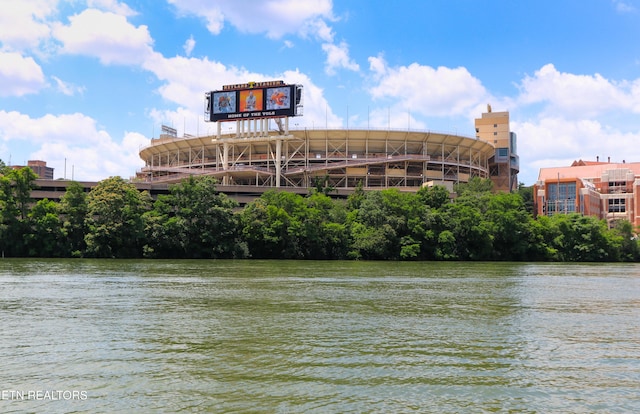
206 83 302 122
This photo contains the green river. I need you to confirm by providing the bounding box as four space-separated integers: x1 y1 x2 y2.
0 259 638 413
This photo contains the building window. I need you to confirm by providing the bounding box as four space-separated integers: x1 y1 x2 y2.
546 182 577 215
608 180 627 194
494 124 497 127
608 198 626 213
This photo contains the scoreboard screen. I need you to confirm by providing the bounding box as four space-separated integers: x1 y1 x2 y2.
205 82 302 122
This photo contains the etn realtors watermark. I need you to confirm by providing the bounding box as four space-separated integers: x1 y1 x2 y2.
1 390 87 401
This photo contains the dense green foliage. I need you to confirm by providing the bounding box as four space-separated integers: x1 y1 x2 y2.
1 163 639 261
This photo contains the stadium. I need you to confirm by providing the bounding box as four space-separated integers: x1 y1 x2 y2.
137 126 495 192
136 81 518 194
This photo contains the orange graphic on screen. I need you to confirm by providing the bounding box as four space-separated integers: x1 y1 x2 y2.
239 89 263 112
267 87 290 110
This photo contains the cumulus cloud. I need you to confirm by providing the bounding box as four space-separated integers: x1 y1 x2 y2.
143 54 252 115
513 116 640 183
517 63 638 118
0 0 56 51
168 0 334 39
53 9 154 65
183 35 196 56
142 50 340 134
322 41 359 75
0 52 46 96
367 56 488 117
0 110 146 180
167 1 359 76
87 0 138 16
510 64 640 183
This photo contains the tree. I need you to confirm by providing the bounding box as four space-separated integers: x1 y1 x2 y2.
25 199 65 257
549 213 615 261
609 220 640 262
0 166 38 256
485 192 533 260
301 192 349 259
84 176 151 258
347 189 433 260
517 182 535 215
437 202 493 260
240 190 307 259
417 184 450 210
454 177 493 197
59 181 89 256
144 176 243 258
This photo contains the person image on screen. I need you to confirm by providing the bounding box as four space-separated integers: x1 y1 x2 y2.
245 91 256 111
218 94 231 112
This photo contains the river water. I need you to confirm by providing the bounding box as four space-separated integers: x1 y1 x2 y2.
0 260 638 413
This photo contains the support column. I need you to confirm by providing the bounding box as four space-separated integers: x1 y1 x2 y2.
275 138 282 188
222 141 229 186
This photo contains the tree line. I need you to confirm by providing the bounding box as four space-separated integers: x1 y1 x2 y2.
1 163 639 261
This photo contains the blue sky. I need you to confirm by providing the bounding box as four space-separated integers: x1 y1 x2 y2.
2 0 640 185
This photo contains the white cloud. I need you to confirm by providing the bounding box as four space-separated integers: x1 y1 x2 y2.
367 57 488 117
183 35 196 56
0 0 56 51
511 64 640 183
87 0 137 16
51 76 85 96
322 41 359 75
0 110 146 180
513 116 640 184
517 63 638 117
0 52 46 96
143 54 252 115
168 0 334 39
142 51 340 133
279 69 341 128
300 18 334 42
368 55 387 79
53 9 154 65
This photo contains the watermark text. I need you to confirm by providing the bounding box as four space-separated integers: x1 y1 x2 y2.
1 390 87 401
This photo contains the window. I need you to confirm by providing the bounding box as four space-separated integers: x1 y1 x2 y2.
546 182 577 214
608 198 625 213
608 180 627 194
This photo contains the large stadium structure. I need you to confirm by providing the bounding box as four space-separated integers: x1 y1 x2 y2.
137 80 515 194
137 124 495 192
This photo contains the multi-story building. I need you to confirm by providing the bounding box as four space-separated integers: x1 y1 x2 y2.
534 159 640 227
474 105 519 192
11 160 54 179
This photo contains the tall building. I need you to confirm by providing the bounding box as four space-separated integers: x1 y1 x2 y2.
10 160 54 179
474 105 519 192
534 159 640 228
28 160 54 179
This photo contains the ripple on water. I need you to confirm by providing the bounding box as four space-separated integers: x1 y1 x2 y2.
0 260 639 413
